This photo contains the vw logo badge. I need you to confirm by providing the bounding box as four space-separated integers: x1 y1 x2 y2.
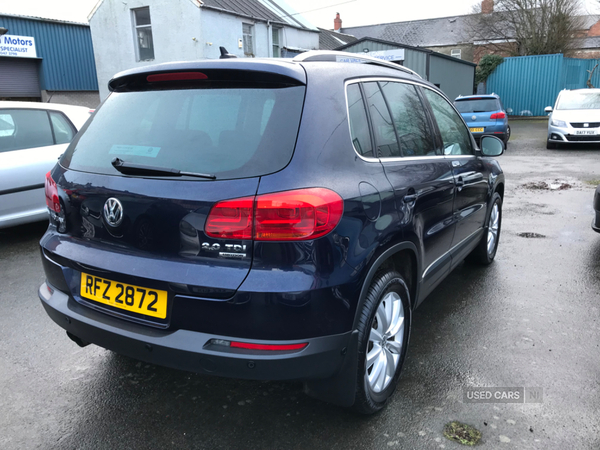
103 198 124 227
584 123 589 128
472 115 477 121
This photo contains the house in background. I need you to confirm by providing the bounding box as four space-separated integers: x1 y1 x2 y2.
339 2 600 64
0 13 99 107
89 0 319 99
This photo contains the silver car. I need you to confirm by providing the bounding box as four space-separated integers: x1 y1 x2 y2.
545 89 600 149
0 101 92 229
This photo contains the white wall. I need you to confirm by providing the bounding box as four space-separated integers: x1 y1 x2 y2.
90 0 319 100
90 0 203 99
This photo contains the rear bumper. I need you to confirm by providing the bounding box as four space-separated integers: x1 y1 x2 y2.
472 131 507 142
39 282 352 381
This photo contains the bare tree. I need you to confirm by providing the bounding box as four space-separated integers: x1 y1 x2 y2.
467 0 584 57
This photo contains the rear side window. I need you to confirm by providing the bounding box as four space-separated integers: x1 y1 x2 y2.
49 111 75 144
61 85 306 179
347 84 374 158
362 82 400 158
454 98 499 113
0 109 54 153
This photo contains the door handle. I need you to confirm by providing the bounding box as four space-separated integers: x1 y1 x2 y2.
403 193 418 203
455 176 464 186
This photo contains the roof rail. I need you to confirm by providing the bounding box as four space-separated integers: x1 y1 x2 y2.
292 50 422 79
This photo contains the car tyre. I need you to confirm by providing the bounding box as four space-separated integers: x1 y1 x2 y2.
468 192 502 265
504 125 510 148
352 270 411 414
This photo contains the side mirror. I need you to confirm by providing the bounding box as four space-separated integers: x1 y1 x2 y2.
544 106 553 113
480 135 504 156
506 108 513 114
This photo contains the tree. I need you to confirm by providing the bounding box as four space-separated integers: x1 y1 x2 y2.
467 0 584 57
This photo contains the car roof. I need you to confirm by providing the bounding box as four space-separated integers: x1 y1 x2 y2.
108 51 425 92
0 101 92 129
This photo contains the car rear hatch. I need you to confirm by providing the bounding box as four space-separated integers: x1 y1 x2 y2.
455 97 501 131
43 63 306 327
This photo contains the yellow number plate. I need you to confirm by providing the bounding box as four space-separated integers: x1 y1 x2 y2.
80 272 168 319
470 127 484 132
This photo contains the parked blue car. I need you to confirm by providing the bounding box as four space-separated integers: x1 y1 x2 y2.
454 94 511 147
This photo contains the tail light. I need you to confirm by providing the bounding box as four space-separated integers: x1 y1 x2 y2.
45 172 60 213
490 112 506 119
205 188 343 241
204 197 254 239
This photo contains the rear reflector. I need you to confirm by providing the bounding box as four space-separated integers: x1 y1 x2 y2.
147 72 208 82
230 341 308 351
490 112 506 119
205 188 343 241
45 172 61 213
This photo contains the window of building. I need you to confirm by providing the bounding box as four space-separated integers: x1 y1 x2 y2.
133 7 154 61
243 23 254 57
451 48 461 59
272 28 281 57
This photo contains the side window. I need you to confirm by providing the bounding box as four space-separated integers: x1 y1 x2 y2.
362 82 400 158
379 81 436 157
0 113 15 137
132 7 154 61
423 88 473 156
49 111 75 145
347 83 374 158
0 109 54 153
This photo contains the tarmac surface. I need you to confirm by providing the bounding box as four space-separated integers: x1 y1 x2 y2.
1 118 599 449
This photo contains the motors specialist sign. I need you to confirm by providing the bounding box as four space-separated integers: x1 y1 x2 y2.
0 34 37 58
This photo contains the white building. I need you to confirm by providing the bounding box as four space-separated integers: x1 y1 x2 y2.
88 0 319 99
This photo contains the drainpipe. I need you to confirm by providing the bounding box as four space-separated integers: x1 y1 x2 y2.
267 19 271 58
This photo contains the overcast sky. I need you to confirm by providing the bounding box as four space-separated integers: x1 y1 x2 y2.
0 0 598 29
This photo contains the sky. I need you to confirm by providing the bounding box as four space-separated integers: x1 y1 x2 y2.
0 0 598 29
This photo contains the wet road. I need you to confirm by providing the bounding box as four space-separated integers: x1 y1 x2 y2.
1 119 599 449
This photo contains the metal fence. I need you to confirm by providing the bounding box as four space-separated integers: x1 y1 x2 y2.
486 54 600 116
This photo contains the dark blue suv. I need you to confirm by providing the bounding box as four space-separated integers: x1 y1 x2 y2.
39 51 505 414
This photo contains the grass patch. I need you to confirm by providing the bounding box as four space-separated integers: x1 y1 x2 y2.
584 179 600 186
443 421 482 446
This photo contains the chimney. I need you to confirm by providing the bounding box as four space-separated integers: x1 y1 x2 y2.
334 13 342 32
481 0 494 14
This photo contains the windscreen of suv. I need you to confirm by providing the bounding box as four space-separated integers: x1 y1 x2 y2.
454 99 499 113
556 92 600 110
60 85 305 179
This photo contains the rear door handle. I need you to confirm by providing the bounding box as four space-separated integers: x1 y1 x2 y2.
455 176 464 187
403 193 418 203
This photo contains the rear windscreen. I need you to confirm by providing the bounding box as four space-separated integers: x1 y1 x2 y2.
60 85 305 180
454 99 499 113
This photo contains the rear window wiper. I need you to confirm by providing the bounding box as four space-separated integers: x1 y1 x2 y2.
111 158 216 180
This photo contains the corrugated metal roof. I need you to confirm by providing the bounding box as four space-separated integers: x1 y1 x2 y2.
342 14 600 49
202 0 316 30
318 28 356 50
0 14 98 91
